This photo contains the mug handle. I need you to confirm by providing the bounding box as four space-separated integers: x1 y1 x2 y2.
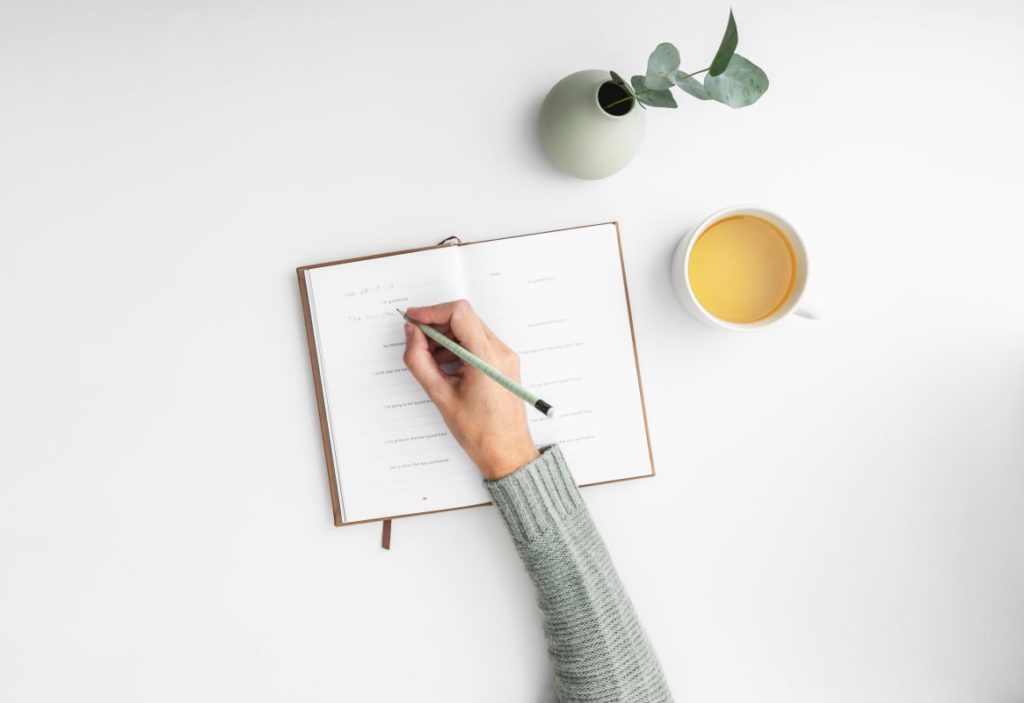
793 303 823 320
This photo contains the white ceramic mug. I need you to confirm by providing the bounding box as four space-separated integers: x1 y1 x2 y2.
670 205 820 330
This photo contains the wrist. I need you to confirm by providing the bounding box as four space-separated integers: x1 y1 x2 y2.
478 445 540 481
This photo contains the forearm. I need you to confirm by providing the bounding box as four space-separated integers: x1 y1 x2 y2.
486 446 672 703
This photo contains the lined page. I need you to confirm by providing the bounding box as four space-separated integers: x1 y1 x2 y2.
462 224 652 486
305 247 486 523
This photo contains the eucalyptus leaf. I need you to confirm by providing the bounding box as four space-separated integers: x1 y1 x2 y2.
643 74 673 91
673 70 710 100
610 70 630 92
645 42 680 90
631 75 677 108
703 54 768 107
641 90 678 108
708 10 738 77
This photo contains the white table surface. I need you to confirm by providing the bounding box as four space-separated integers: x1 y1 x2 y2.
3 1 1023 701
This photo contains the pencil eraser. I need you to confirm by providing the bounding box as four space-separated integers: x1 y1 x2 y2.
545 407 556 418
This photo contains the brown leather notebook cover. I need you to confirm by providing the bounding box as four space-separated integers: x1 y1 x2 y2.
297 221 654 527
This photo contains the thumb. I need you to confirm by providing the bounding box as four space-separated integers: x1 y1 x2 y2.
402 323 454 407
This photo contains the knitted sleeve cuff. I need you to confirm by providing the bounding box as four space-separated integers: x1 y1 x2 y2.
484 445 584 544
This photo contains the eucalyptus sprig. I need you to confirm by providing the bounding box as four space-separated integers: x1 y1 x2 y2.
605 10 769 112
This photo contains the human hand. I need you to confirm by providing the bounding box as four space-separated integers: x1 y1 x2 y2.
402 300 539 481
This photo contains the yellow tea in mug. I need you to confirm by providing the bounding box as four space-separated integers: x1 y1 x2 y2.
687 215 796 324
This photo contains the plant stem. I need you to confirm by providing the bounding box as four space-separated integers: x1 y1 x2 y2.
602 66 711 111
604 92 645 110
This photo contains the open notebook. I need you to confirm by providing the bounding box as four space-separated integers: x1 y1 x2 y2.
298 222 654 525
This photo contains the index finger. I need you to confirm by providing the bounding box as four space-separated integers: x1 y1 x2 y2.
406 299 487 350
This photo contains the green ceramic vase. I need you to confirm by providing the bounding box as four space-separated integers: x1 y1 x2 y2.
538 70 646 179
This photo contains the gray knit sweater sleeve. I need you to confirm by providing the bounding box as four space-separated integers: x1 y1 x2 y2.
485 445 673 702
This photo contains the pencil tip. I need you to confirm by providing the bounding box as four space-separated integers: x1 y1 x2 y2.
545 407 556 418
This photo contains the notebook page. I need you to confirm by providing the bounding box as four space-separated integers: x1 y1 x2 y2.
305 247 487 523
461 224 652 485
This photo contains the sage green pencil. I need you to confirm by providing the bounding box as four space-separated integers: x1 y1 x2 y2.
398 308 555 418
